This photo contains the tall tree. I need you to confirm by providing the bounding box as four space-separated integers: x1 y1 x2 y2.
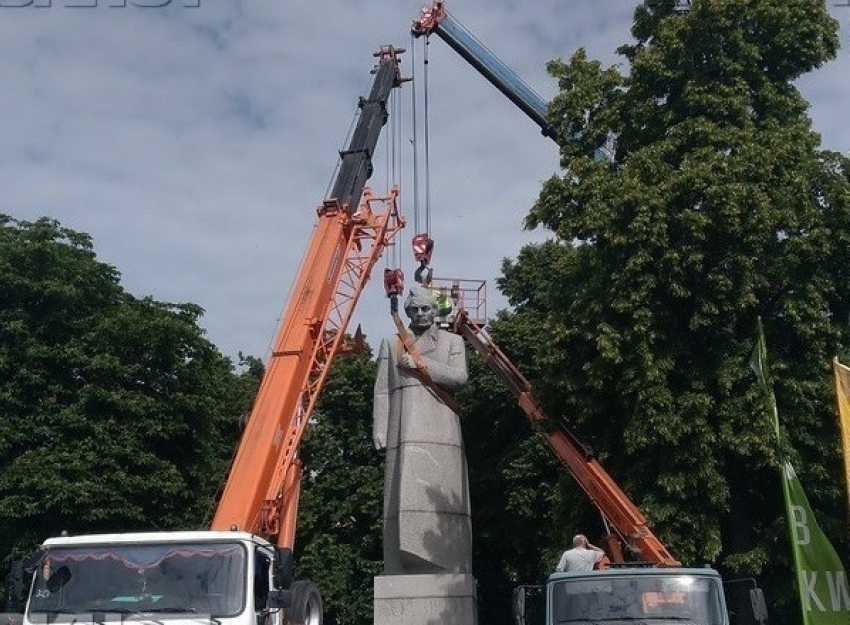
492 0 848 622
0 215 250 602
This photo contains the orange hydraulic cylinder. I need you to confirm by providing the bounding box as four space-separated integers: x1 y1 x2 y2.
277 459 304 550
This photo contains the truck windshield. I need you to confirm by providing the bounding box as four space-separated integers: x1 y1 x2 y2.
26 542 246 620
550 575 724 625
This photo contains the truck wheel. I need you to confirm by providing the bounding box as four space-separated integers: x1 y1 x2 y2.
288 580 322 625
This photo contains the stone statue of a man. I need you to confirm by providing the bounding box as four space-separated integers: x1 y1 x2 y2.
373 287 471 574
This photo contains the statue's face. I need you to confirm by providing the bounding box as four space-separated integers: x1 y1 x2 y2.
405 296 436 330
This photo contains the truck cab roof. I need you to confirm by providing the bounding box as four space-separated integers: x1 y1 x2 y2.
547 566 723 582
41 530 268 548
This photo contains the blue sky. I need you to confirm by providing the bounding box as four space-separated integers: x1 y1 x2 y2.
1 1 848 361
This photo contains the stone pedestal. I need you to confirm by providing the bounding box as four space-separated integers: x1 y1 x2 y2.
374 574 478 625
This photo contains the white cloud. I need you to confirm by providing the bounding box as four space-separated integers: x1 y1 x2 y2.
1 0 847 362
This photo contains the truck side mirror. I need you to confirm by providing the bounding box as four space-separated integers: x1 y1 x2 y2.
4 560 25 613
513 585 544 625
723 578 768 625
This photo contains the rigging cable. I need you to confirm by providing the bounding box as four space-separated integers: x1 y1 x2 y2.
423 34 432 237
390 78 404 271
385 84 397 270
410 33 421 236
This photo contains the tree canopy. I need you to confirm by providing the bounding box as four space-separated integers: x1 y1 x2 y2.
476 0 850 622
0 215 252 599
0 214 383 622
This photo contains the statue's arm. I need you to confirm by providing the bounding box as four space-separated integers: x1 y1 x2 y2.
372 338 391 450
422 334 468 391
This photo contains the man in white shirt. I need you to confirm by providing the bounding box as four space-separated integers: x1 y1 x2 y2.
556 534 605 572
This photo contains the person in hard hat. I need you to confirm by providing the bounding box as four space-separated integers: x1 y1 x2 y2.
433 287 453 317
555 534 605 572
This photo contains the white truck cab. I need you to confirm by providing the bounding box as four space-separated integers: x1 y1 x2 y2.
21 532 320 625
515 567 767 625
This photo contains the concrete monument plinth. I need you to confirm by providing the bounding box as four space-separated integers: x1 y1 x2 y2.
374 573 478 625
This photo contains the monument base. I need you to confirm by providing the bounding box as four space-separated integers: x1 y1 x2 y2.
374 573 478 625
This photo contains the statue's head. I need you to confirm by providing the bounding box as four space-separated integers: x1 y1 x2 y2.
404 287 438 333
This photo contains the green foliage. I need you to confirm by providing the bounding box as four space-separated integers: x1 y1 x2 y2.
0 215 248 604
294 349 382 625
487 1 848 623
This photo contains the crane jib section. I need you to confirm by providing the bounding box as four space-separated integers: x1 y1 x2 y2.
411 1 615 161
331 54 403 209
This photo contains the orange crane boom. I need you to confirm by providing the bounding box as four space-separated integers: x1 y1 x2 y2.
211 47 407 548
452 310 680 566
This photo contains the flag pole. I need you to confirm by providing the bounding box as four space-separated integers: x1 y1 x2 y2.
750 318 807 625
751 320 850 623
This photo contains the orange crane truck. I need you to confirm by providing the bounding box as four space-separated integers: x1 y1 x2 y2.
17 46 408 625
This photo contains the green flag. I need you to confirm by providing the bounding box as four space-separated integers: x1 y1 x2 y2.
783 461 850 622
750 318 850 624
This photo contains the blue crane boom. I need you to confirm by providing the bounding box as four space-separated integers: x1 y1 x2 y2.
411 1 556 142
411 1 614 163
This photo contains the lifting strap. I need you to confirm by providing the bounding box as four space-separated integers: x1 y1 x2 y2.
391 310 460 414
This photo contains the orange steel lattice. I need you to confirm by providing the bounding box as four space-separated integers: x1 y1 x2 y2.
212 188 404 547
